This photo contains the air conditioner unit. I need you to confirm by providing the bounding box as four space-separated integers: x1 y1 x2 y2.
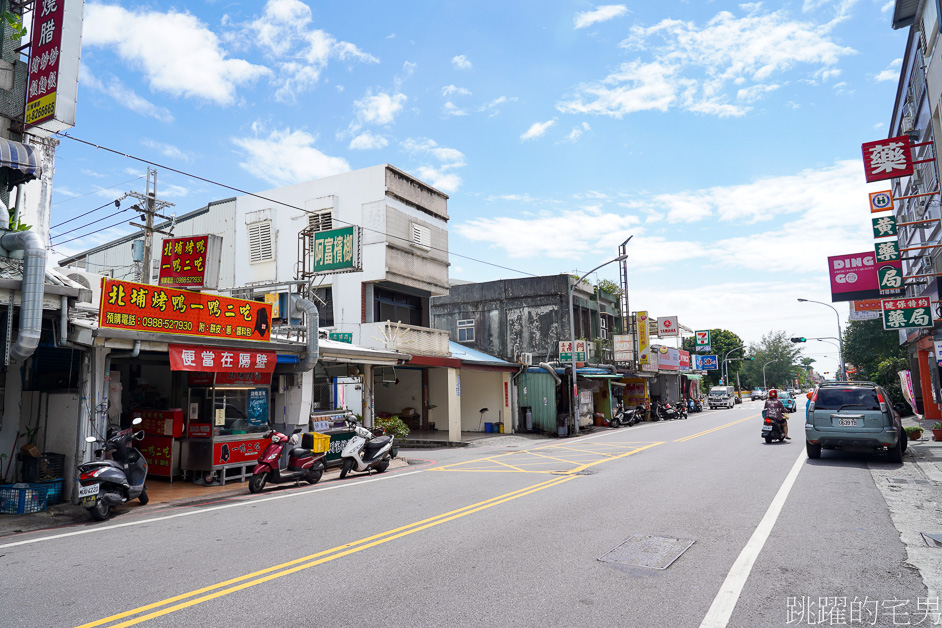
63 268 110 304
520 352 533 366
901 113 915 134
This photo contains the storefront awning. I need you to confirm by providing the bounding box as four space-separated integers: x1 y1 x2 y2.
683 374 703 380
0 139 41 188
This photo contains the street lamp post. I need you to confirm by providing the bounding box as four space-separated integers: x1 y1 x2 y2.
568 250 630 435
798 298 846 381
722 345 744 386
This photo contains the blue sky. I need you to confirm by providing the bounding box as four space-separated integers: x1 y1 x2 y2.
45 0 909 375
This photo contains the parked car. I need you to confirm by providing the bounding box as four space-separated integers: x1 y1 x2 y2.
805 381 907 462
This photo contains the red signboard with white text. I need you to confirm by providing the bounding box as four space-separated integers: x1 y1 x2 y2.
679 351 690 371
188 371 273 387
25 0 84 133
214 438 264 466
827 252 904 302
861 135 914 183
169 345 276 373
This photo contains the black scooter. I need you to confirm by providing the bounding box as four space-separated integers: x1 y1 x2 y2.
75 417 148 521
761 408 792 443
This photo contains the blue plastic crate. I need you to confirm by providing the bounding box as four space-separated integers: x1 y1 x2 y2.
0 484 47 514
31 480 62 505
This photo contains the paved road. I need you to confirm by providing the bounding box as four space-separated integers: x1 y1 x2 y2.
0 402 932 627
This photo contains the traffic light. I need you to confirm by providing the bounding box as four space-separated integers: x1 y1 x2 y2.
790 337 806 343
746 357 755 361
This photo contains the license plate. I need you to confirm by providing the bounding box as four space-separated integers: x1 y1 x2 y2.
761 425 772 432
838 418 857 427
78 483 99 499
81 496 97 507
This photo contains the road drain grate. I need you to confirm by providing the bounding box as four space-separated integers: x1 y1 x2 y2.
921 533 942 548
598 534 695 570
889 478 934 485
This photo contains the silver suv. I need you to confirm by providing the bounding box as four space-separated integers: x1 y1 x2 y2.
805 381 907 462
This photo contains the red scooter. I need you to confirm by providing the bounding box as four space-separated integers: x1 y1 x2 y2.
248 427 326 493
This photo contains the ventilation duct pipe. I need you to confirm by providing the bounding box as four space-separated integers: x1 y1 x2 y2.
286 297 319 372
2 229 46 362
538 362 561 387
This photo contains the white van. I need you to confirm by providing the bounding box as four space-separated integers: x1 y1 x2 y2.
708 386 735 409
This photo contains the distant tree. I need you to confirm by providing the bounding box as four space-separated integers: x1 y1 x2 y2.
740 331 803 390
843 319 906 382
595 279 623 301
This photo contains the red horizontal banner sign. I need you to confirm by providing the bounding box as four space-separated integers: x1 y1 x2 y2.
188 371 273 386
99 278 271 341
169 344 277 373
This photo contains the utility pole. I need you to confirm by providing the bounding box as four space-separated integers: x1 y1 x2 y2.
127 168 174 283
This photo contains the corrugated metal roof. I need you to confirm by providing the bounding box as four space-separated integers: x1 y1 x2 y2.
448 341 513 365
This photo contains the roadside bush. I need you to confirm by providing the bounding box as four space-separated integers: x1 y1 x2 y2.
376 416 410 440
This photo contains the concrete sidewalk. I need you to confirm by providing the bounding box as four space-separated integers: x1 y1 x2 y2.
900 415 942 483
0 456 413 539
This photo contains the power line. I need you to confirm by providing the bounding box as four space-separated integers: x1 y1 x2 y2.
50 207 129 239
51 196 127 229
56 132 538 278
53 217 135 247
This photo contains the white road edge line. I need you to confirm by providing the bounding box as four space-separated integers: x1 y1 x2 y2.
700 448 806 628
0 470 426 550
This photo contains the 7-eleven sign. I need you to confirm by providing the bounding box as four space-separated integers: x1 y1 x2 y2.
695 330 711 352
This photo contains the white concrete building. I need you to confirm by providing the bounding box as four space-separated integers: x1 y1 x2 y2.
61 164 512 441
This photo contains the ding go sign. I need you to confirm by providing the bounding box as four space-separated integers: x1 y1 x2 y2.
827 251 903 302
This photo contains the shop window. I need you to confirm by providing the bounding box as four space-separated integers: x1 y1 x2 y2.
374 287 422 326
247 220 274 263
313 287 334 327
457 319 474 342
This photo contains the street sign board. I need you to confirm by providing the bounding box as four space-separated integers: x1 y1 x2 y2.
869 190 893 213
861 135 913 183
695 330 710 348
872 215 897 238
696 355 718 370
881 297 933 330
637 311 651 367
311 226 361 274
329 332 353 343
613 334 633 362
657 317 679 337
559 340 587 362
874 240 900 263
827 252 904 302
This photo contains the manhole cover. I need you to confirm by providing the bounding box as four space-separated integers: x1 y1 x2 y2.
598 534 695 570
921 533 942 548
889 478 934 485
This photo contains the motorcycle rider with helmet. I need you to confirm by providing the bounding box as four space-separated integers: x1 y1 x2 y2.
764 388 790 440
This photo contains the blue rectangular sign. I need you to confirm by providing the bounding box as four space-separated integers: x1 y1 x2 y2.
697 355 719 370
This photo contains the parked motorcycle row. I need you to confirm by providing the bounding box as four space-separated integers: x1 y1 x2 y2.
610 398 701 428
74 416 397 521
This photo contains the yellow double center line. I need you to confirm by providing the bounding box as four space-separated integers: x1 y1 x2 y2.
78 475 577 628
673 414 758 442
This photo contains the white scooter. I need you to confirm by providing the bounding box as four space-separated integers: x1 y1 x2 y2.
339 422 396 479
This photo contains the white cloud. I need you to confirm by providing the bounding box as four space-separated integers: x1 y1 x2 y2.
84 3 270 105
874 58 902 82
881 1 894 13
559 7 855 118
243 0 377 103
452 54 472 70
521 119 557 141
80 66 175 122
349 131 389 150
574 5 629 29
486 193 537 203
232 126 350 186
457 159 874 273
402 138 466 192
456 208 643 259
354 90 408 126
479 95 517 116
443 102 469 117
442 84 472 97
141 138 192 161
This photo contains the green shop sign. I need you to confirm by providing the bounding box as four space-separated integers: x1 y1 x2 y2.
312 226 361 274
329 332 353 343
